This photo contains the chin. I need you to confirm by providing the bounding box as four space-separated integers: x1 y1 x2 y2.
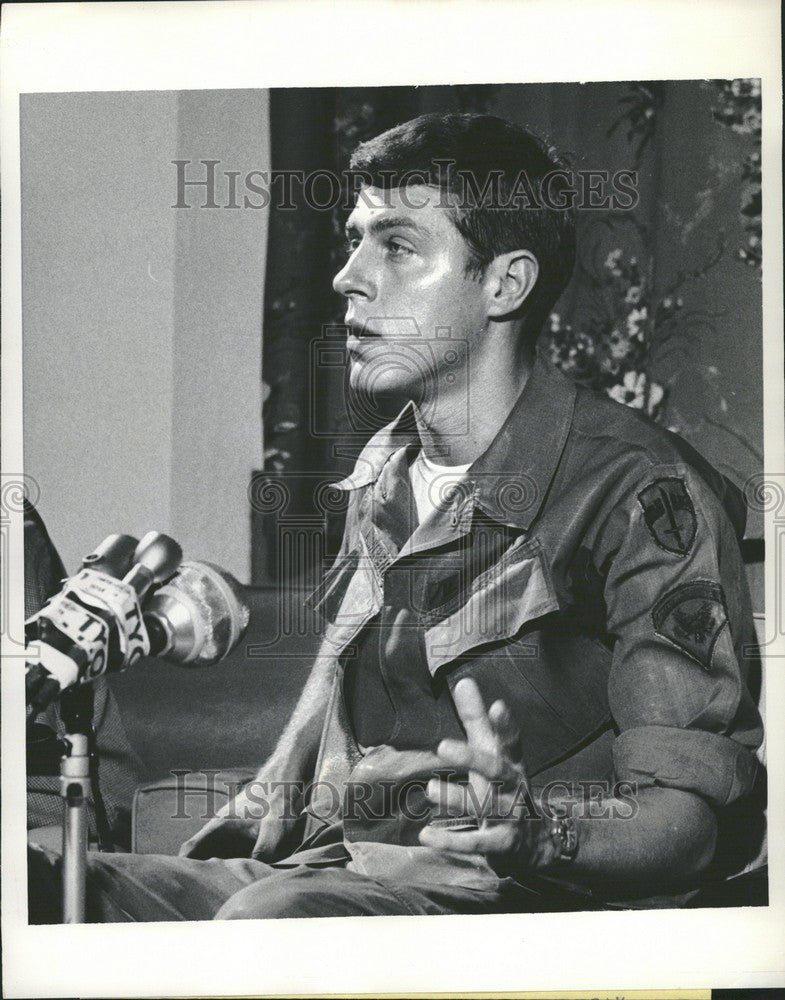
349 355 421 405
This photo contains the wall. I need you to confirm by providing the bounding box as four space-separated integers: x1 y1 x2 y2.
21 89 269 582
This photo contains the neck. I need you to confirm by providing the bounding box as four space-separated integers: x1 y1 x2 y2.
414 327 535 466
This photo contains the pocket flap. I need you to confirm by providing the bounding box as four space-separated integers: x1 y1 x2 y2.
422 538 559 674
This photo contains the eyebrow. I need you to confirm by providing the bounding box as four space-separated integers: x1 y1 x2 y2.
344 215 433 239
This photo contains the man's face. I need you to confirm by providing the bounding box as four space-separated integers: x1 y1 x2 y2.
333 185 488 402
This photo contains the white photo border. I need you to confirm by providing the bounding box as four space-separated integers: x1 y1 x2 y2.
2 1 783 996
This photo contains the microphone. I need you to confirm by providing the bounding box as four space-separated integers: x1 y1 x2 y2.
25 532 182 711
80 533 139 577
26 541 251 711
143 561 250 665
26 533 256 713
123 531 183 603
25 534 137 711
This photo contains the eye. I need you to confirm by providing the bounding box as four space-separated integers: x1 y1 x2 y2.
385 238 415 259
343 237 361 257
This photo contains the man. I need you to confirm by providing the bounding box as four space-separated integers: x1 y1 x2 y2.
29 113 763 920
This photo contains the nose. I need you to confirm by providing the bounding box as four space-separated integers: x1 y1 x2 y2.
332 247 376 300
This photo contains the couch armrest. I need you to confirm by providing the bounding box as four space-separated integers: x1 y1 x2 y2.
132 768 256 855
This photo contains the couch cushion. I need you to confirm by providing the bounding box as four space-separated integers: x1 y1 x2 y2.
132 768 256 855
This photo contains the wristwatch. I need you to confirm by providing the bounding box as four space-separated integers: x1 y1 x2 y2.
548 816 579 862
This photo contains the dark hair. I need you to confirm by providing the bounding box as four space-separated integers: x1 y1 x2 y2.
349 112 576 337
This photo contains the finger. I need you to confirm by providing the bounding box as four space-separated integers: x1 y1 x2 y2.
419 821 518 855
426 777 473 817
452 677 496 749
435 738 473 770
487 699 522 761
436 737 512 783
427 776 523 824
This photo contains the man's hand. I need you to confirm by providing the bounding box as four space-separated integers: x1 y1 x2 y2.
419 677 554 873
179 777 303 862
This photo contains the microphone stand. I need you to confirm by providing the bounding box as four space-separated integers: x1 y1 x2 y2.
29 531 184 922
59 686 96 923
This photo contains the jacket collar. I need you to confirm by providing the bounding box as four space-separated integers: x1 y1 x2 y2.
331 351 577 532
330 402 418 492
469 351 577 530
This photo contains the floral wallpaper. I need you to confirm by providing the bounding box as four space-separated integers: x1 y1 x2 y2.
545 79 762 487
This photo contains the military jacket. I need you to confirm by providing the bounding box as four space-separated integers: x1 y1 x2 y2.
303 354 763 896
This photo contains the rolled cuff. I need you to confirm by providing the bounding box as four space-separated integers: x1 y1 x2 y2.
614 726 759 808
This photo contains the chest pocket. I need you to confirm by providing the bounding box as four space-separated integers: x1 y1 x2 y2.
420 536 560 675
419 536 613 775
446 630 613 775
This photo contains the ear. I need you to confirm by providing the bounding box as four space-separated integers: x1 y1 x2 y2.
484 250 539 318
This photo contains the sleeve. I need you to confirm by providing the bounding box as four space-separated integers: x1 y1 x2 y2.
595 462 763 809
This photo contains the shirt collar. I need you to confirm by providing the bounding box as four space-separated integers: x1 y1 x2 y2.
330 402 419 492
331 351 577 531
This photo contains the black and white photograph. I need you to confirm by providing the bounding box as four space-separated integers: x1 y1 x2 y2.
2 2 783 996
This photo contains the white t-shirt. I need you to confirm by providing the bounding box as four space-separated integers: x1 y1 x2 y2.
409 449 471 524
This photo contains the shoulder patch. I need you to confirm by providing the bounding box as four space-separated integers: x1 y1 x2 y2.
652 580 728 670
637 477 697 556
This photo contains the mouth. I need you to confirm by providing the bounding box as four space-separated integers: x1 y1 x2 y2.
346 322 383 353
347 321 382 341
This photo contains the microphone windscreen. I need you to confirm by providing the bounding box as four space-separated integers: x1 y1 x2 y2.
145 560 250 665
